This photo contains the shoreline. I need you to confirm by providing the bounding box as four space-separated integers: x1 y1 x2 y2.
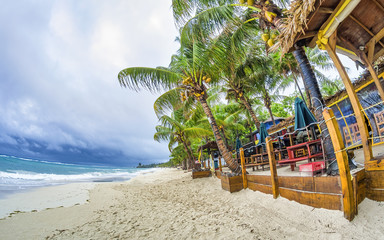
0 168 383 239
0 167 161 219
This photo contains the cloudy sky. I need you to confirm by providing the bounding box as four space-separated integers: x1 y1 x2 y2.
0 1 363 167
0 0 179 166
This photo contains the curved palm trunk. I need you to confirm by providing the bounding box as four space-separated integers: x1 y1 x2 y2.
220 127 230 149
239 95 261 129
264 93 276 126
186 143 196 167
182 140 195 170
182 159 187 170
199 96 241 174
293 45 335 160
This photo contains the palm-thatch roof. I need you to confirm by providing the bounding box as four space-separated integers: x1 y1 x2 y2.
272 0 318 54
267 116 295 135
274 0 384 65
198 141 218 151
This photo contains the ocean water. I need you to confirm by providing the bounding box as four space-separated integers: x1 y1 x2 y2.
0 154 154 198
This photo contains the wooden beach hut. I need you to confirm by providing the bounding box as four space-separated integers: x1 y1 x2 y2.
325 64 384 148
273 0 384 220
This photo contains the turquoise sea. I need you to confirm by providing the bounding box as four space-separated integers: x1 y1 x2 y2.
0 154 153 198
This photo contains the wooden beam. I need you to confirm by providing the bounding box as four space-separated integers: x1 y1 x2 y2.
372 0 384 13
355 42 384 107
367 28 384 48
297 31 317 41
323 108 355 221
324 43 373 162
349 15 384 48
240 148 247 189
329 30 337 52
367 40 376 63
266 136 279 199
374 47 384 62
318 7 334 14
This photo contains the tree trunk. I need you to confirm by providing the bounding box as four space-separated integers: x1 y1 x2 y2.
264 93 275 125
182 140 195 170
239 95 261 129
182 159 187 170
220 127 230 149
186 143 196 167
199 96 241 174
293 45 335 160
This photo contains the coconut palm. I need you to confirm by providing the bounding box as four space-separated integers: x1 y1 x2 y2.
241 51 291 125
154 109 212 169
119 39 242 174
172 0 336 161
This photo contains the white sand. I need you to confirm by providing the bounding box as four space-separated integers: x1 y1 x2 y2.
0 183 96 219
0 168 383 239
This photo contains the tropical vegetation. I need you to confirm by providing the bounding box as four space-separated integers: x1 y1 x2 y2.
118 0 342 172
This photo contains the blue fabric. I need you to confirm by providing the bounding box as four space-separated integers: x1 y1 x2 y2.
258 122 269 145
235 137 242 151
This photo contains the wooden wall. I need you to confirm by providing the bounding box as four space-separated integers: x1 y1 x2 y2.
366 170 384 201
221 175 243 193
247 175 273 195
215 170 222 180
219 169 372 213
192 170 211 179
247 174 343 210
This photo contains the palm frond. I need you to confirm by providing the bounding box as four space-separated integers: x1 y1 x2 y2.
154 88 184 118
118 67 181 93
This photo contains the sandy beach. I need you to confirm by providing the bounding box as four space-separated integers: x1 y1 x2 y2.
0 168 383 239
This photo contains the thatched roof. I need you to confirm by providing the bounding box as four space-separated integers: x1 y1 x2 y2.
198 141 218 151
267 116 295 135
272 0 318 54
274 0 384 64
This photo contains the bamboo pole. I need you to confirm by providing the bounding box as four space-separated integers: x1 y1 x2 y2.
323 108 355 221
240 148 247 189
359 52 384 106
219 156 222 172
325 43 373 163
266 136 279 199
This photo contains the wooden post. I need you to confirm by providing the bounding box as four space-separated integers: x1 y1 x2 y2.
240 148 247 189
289 133 294 146
266 136 279 199
325 43 373 163
219 156 222 172
353 176 359 215
360 52 384 110
323 108 355 221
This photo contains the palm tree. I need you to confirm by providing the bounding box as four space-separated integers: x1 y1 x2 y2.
154 109 212 169
241 51 291 125
169 144 189 169
118 40 242 174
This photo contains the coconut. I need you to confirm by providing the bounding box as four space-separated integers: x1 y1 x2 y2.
206 78 211 83
247 0 254 6
267 38 275 47
261 33 270 42
265 11 276 22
